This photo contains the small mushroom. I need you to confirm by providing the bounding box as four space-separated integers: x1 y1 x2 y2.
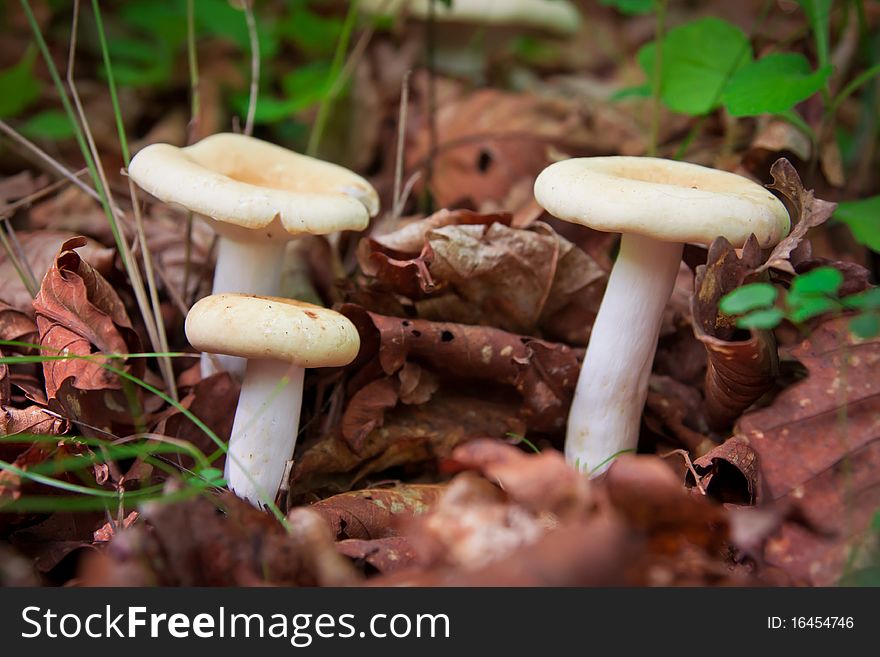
360 0 581 80
128 133 378 377
185 293 360 507
534 156 790 475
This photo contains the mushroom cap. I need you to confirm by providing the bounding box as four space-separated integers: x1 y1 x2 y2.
534 157 790 248
361 0 581 35
128 133 379 241
185 293 360 367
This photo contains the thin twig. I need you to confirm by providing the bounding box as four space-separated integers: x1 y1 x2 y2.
127 182 178 401
186 0 201 144
67 0 176 399
242 0 259 137
307 0 364 156
0 169 86 215
425 0 437 204
660 448 707 496
183 0 201 303
393 70 412 212
0 120 105 207
391 170 422 221
0 224 38 297
647 0 667 157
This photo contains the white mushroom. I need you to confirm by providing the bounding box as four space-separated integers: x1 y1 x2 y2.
185 293 360 508
360 0 581 80
534 156 790 475
128 133 378 378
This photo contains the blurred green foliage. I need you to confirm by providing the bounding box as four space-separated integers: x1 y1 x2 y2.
720 267 880 338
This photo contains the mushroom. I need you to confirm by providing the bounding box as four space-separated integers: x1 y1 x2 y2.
534 157 790 475
360 0 581 80
127 133 378 377
185 293 360 507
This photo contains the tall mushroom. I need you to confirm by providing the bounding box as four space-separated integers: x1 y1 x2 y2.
127 133 378 377
534 157 790 474
185 293 360 508
360 0 581 80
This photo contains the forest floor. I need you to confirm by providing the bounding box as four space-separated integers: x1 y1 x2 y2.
0 0 878 587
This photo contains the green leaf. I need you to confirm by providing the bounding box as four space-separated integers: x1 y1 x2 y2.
788 296 838 323
197 0 279 59
789 266 843 297
0 47 41 119
119 0 188 49
723 53 831 116
842 288 880 311
720 283 778 314
737 307 784 330
281 61 334 105
835 196 880 253
277 7 344 57
19 109 76 140
637 18 752 116
599 0 655 15
850 312 880 339
106 36 174 87
193 467 226 487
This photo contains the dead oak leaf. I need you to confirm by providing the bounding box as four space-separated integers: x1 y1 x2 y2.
753 158 837 275
735 317 880 585
33 237 143 430
692 237 779 430
310 484 445 541
341 306 579 433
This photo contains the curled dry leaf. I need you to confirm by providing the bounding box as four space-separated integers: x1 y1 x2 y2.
33 237 144 432
371 209 508 253
310 484 444 540
290 389 525 501
359 214 606 340
358 240 437 299
754 158 837 275
0 230 114 317
425 222 606 335
689 436 759 505
341 305 579 437
735 317 880 585
79 491 358 586
692 237 778 430
92 511 139 543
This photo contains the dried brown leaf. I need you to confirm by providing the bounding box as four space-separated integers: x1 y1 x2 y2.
33 237 143 431
692 237 778 429
79 492 358 586
0 230 113 316
736 317 880 584
310 484 444 540
754 158 837 274
342 306 579 433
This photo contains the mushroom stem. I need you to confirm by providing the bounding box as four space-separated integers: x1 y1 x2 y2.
224 358 305 507
201 237 287 378
566 233 683 475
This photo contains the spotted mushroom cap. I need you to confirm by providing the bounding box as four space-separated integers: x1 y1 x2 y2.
185 293 360 368
128 133 379 241
534 156 790 248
